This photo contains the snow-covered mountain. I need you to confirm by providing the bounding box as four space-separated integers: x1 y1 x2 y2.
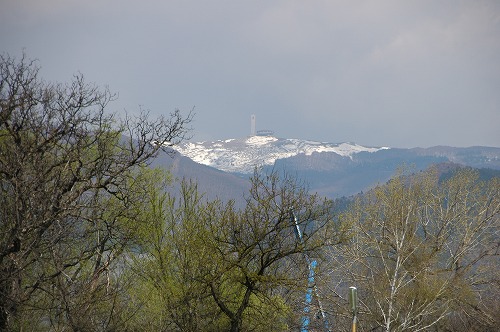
161 136 499 199
172 135 389 174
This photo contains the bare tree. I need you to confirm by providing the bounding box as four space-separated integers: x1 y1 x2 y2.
0 52 192 330
325 167 499 331
200 169 335 332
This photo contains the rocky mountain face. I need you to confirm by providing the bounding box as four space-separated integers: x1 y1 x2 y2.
155 136 500 201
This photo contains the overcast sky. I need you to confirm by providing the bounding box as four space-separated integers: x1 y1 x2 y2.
1 0 499 148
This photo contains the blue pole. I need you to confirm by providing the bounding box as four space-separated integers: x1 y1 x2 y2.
291 210 330 332
301 259 317 332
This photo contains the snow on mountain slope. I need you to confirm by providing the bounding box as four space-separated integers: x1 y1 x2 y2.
172 136 389 174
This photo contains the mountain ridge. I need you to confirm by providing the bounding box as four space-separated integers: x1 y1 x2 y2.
171 136 499 173
158 136 500 200
172 136 390 174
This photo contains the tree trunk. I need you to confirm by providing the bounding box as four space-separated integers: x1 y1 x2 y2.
0 274 17 331
229 319 242 332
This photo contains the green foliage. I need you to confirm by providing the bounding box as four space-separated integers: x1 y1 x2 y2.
123 169 336 332
125 179 223 331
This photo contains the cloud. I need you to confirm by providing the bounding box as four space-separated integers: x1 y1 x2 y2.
1 0 499 147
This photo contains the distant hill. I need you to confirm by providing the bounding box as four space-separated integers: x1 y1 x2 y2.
152 151 250 205
154 136 500 201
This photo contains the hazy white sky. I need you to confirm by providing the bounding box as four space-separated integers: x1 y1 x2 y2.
1 0 499 148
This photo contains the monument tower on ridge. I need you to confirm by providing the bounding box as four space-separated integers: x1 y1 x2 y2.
251 114 256 136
